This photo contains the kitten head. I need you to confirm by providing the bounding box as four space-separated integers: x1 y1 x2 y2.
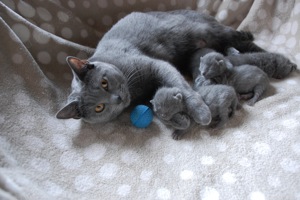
150 87 184 120
199 52 227 79
56 57 131 123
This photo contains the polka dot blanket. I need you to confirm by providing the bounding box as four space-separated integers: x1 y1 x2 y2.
0 0 299 200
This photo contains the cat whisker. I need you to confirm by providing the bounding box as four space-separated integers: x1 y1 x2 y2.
126 68 144 82
126 70 145 88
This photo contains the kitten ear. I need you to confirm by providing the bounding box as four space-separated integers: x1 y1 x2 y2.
56 101 81 119
150 100 157 112
174 93 183 101
218 60 224 66
66 56 94 81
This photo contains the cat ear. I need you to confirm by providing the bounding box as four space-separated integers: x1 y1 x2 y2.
150 100 157 111
66 56 94 81
218 60 224 66
174 93 183 101
150 100 154 105
56 101 81 119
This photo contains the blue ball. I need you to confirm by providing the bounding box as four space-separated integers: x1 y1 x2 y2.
130 105 153 128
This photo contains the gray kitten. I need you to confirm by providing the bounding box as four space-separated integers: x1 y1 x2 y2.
190 48 297 80
194 84 240 128
199 52 269 106
227 52 297 79
151 86 239 140
56 10 265 124
188 47 241 79
189 48 215 79
150 87 190 131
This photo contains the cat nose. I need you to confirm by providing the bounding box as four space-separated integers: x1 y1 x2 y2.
111 95 122 104
160 113 166 118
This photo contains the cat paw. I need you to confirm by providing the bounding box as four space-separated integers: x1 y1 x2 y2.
189 101 212 125
170 113 191 130
246 100 255 106
238 31 255 41
172 130 185 140
208 119 221 129
238 93 254 100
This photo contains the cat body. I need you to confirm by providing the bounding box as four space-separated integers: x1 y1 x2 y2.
199 52 270 106
56 10 265 124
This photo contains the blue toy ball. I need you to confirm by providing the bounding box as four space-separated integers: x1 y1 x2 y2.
130 105 153 128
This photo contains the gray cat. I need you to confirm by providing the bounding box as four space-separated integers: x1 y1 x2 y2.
150 87 191 131
194 84 240 128
56 10 266 124
189 48 297 80
188 47 242 79
151 86 240 140
227 52 297 79
199 52 270 106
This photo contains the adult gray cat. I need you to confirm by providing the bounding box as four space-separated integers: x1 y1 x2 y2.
199 52 270 106
151 85 240 140
56 10 265 124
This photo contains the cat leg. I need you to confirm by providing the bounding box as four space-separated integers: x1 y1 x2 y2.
228 99 238 117
232 41 266 53
213 107 229 129
213 29 266 53
247 85 266 106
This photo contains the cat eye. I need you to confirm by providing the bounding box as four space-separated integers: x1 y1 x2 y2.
95 104 105 113
101 79 108 91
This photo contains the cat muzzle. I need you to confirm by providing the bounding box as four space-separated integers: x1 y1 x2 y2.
110 95 123 104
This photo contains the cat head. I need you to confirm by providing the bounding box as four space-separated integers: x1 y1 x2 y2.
199 52 227 79
56 56 131 123
150 87 184 120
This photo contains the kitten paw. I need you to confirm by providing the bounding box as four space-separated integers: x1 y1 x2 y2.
238 93 254 100
187 96 212 125
246 100 255 106
172 130 185 140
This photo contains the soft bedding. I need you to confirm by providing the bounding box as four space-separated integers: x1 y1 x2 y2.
0 0 300 199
